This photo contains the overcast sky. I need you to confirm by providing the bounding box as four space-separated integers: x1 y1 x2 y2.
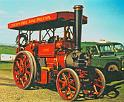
0 0 124 45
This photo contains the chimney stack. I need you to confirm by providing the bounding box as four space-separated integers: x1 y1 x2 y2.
73 5 83 51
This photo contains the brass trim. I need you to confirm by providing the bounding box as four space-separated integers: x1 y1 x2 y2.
73 5 83 10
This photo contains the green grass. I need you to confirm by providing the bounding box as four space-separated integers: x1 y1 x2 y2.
0 45 16 54
0 62 13 70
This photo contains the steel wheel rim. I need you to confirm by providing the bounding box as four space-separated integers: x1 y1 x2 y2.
13 51 34 89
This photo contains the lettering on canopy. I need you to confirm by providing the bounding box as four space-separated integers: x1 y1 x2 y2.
8 13 57 29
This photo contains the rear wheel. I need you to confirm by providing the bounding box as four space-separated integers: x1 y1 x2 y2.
13 51 36 89
56 68 80 101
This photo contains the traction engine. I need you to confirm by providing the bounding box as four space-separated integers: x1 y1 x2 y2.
8 5 105 101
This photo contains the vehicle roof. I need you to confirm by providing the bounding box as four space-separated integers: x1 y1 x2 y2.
8 11 87 31
81 41 123 46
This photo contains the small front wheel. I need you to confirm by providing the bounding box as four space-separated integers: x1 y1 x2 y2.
56 68 80 101
92 68 106 97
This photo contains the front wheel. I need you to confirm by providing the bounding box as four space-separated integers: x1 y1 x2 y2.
81 68 105 98
56 68 80 101
92 68 106 97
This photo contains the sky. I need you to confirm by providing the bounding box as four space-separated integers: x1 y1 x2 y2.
0 0 124 45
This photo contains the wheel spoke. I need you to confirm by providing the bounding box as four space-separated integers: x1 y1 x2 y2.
16 58 24 70
95 77 101 82
60 85 66 90
20 75 29 87
94 83 104 89
68 72 72 79
22 55 28 66
68 84 76 91
93 85 99 95
25 62 30 69
17 58 23 66
58 78 65 84
15 78 20 84
62 73 67 80
25 70 31 75
14 70 20 76
20 77 25 87
69 79 75 85
65 87 71 95
24 73 29 81
16 61 22 69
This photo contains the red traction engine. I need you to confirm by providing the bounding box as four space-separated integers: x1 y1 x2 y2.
8 5 105 101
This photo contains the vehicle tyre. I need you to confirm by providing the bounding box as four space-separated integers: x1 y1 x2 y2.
107 64 119 71
56 68 80 101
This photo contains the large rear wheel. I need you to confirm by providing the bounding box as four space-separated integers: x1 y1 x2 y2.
13 51 36 89
56 68 80 101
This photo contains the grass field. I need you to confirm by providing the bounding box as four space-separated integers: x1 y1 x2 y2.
0 45 16 54
0 62 13 70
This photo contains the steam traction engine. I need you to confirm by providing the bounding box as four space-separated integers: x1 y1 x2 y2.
8 5 105 101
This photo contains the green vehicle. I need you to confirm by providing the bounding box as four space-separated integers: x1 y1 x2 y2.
81 41 124 72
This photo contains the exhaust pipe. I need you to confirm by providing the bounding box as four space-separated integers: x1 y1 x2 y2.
73 5 83 51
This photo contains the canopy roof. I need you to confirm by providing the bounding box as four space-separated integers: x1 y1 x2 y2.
8 11 87 31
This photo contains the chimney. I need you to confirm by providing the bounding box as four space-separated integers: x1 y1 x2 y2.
73 5 83 51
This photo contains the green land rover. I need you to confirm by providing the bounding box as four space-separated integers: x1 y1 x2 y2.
81 41 124 72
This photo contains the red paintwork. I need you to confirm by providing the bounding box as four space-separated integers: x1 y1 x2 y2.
40 70 48 84
38 43 55 57
56 51 66 68
8 13 57 29
8 12 87 30
23 41 67 84
56 41 64 49
25 44 34 54
46 58 57 68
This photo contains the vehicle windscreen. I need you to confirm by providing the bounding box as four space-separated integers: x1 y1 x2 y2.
98 45 112 52
97 44 114 56
111 43 124 52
